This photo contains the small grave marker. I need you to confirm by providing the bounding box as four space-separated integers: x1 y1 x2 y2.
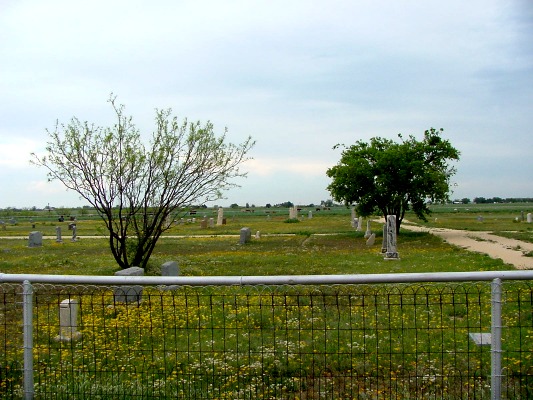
239 227 252 244
364 220 372 239
469 332 491 347
55 299 82 342
161 261 179 276
28 231 43 248
357 217 363 232
366 233 376 246
114 267 144 304
71 224 77 242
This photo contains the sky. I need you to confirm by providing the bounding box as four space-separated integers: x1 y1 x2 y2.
1 0 532 209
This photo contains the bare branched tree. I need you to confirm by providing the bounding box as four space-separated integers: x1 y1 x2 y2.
31 96 254 269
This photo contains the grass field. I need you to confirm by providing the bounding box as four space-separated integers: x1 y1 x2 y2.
1 204 532 398
2 204 529 276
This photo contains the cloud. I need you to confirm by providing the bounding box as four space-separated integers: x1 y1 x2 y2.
0 138 39 168
0 0 532 208
245 157 332 178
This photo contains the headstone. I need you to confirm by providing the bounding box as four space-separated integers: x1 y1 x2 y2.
351 218 358 229
469 332 491 347
55 299 82 342
114 267 144 303
357 216 363 231
201 217 208 229
528 213 532 224
160 261 180 290
364 220 372 239
28 231 43 248
289 206 298 219
208 218 215 228
71 225 77 242
384 215 400 260
366 233 376 246
381 224 388 253
55 226 62 243
217 208 224 226
161 261 179 276
308 211 313 219
351 208 356 222
255 231 261 239
239 227 252 244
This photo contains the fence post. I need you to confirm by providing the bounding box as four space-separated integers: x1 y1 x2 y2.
491 278 502 400
22 280 34 399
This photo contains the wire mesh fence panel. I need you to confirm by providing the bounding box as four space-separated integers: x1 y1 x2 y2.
501 281 533 399
0 283 24 399
1 281 533 399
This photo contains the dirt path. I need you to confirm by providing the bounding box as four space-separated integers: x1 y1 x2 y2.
402 223 533 270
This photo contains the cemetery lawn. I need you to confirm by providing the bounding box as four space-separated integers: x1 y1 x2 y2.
0 207 519 275
1 206 530 399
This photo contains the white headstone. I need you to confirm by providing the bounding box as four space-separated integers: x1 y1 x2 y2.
528 213 532 224
217 208 224 226
357 216 363 231
364 220 372 238
308 211 313 219
208 217 215 228
55 226 62 243
71 225 77 242
255 231 261 239
289 206 298 219
55 299 82 342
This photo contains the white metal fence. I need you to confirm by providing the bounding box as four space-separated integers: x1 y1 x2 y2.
2 271 533 399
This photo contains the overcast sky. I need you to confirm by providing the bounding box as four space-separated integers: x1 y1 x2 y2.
1 0 532 209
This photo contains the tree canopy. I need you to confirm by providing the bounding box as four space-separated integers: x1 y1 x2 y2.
326 128 460 232
31 96 254 269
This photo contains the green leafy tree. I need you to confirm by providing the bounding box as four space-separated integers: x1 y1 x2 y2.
326 128 459 232
32 96 254 269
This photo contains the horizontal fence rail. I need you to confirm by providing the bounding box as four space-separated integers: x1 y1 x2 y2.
1 271 533 399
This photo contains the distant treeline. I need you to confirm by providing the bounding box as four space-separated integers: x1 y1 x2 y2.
471 197 533 204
